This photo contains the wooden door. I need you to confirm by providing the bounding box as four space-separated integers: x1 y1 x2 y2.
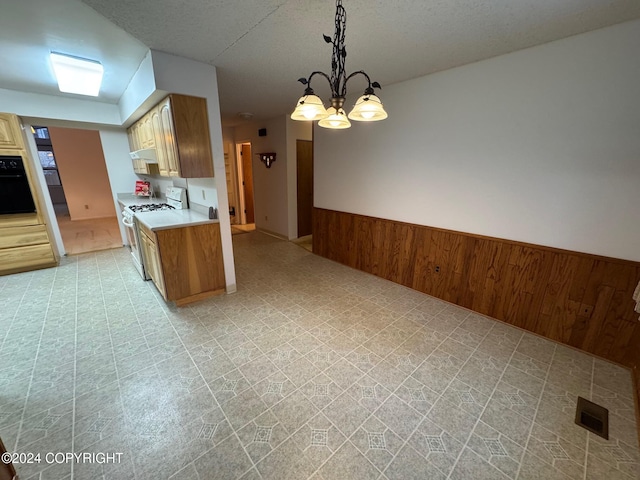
297 140 313 237
241 144 255 224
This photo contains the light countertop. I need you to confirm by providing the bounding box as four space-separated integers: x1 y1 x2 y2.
117 193 218 231
134 209 218 231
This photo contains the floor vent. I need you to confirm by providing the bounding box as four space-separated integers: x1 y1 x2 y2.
575 396 609 439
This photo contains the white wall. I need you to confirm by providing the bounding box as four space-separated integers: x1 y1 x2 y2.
100 128 139 243
286 118 313 239
314 20 640 262
150 50 236 291
118 50 157 125
235 116 289 237
187 177 218 212
0 87 121 125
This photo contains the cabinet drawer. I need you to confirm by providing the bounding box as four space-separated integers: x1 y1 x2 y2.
137 221 155 242
0 224 49 249
0 213 41 228
0 243 56 275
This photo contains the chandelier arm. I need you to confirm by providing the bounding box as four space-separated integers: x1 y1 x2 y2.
343 70 373 96
306 71 333 93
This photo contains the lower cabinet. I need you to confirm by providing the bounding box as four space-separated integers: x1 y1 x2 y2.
138 221 225 305
139 226 166 298
0 223 56 275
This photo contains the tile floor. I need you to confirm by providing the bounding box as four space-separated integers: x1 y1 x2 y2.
1 231 638 480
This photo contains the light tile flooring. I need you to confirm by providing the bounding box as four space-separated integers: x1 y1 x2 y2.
1 231 638 480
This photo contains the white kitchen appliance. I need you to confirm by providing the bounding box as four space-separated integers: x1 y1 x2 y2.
121 201 175 279
166 186 188 209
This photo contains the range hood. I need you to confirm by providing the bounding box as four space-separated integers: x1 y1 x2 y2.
129 148 157 163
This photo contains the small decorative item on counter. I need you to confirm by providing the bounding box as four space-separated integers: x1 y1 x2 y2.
135 180 151 196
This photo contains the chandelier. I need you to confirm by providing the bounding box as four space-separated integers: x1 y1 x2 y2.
290 0 388 129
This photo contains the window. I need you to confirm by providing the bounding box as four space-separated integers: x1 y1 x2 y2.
33 127 62 186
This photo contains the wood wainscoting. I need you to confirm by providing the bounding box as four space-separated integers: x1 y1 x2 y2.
313 208 640 370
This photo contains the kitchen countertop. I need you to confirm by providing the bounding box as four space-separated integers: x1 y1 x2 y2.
117 192 219 231
135 209 218 231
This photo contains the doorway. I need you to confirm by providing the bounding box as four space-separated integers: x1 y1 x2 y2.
32 126 122 255
296 140 314 240
234 141 256 229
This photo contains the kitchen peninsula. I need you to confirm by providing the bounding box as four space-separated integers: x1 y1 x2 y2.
118 194 225 306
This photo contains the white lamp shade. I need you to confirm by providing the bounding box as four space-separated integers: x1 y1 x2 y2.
291 94 328 121
347 93 388 121
50 52 103 96
318 107 351 129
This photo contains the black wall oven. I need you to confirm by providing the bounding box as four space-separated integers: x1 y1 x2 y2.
0 155 37 215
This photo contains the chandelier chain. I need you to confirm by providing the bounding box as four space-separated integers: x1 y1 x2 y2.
330 0 347 98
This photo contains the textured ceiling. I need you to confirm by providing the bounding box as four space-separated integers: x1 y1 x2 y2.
0 0 148 104
2 0 639 124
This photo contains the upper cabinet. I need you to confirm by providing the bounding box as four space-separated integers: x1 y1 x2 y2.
127 94 214 178
0 113 24 150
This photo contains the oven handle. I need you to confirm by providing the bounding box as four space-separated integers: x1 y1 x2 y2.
122 216 135 228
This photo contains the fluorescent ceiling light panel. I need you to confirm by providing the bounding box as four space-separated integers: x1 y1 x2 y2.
50 52 103 96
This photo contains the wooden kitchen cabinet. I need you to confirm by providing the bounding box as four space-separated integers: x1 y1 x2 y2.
140 114 155 149
138 220 225 305
138 224 166 298
132 158 159 175
126 94 214 178
0 142 57 276
150 106 170 176
0 112 24 150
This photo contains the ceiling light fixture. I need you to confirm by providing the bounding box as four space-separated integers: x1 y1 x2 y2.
291 0 388 129
50 52 103 97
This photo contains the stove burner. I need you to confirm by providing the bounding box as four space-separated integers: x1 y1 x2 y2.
128 203 175 213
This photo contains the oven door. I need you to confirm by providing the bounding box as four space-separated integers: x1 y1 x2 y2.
0 155 37 215
121 214 148 280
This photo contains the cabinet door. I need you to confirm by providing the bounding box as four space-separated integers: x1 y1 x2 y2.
0 113 24 150
150 107 170 176
143 115 156 149
159 99 181 177
148 236 166 297
140 230 166 299
127 126 138 151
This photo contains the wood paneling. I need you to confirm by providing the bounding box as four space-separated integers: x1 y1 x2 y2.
313 208 640 367
155 223 225 303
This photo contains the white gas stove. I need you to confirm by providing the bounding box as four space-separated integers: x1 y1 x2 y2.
121 187 188 279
